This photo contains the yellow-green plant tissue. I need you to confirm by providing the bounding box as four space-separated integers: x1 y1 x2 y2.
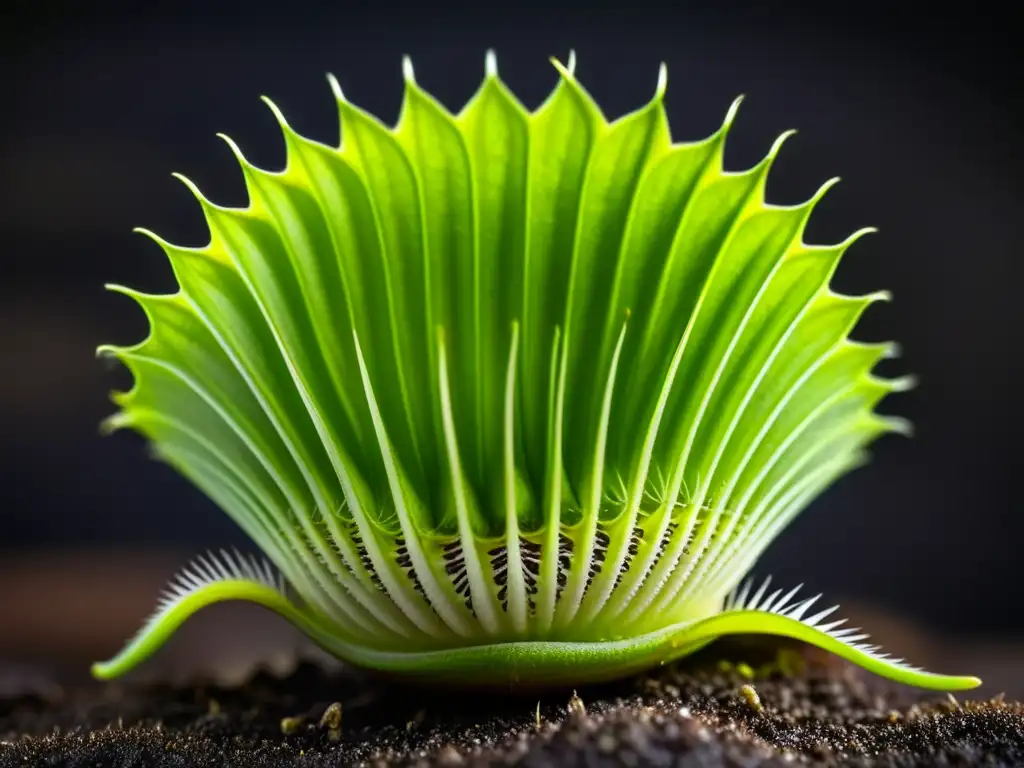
93 52 980 691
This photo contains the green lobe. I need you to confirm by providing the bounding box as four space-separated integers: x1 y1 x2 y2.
92 53 973 691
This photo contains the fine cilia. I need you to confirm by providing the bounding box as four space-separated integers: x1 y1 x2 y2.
93 52 980 690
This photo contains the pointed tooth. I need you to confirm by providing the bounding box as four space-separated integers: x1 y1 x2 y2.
773 584 804 614
749 576 772 610
805 604 841 627
818 618 848 633
211 552 232 580
240 555 257 581
219 548 238 578
787 593 822 621
193 555 216 581
762 588 784 613
734 578 755 609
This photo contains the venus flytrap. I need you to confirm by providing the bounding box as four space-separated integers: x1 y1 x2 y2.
92 51 980 690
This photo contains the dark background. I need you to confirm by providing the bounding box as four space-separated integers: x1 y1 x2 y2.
1 4 1020 638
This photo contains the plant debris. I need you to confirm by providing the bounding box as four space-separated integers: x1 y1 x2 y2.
320 702 343 742
739 683 763 714
567 690 587 719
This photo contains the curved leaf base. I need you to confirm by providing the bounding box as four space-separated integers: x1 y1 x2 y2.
91 577 981 691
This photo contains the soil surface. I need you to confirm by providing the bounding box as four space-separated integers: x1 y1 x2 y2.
2 637 1022 767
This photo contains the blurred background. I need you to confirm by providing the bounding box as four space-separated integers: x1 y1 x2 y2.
1 3 1020 681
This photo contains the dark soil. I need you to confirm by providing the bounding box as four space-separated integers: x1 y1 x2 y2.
2 638 1022 767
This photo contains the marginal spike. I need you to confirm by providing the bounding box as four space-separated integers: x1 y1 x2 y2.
326 72 345 102
402 55 416 84
811 175 841 204
805 604 841 626
733 577 755 609
787 594 822 621
748 575 772 610
887 374 919 393
761 588 783 612
769 128 798 160
216 132 251 169
131 226 172 248
840 225 880 250
260 96 294 135
878 415 914 437
170 172 220 212
818 618 848 633
772 583 804 614
720 95 745 133
654 62 668 100
550 55 573 81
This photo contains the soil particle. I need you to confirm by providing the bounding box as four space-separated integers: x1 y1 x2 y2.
1 638 1022 767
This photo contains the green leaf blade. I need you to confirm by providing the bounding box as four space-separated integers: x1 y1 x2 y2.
457 61 530 521
92 56 976 692
520 63 601 497
334 88 435 510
